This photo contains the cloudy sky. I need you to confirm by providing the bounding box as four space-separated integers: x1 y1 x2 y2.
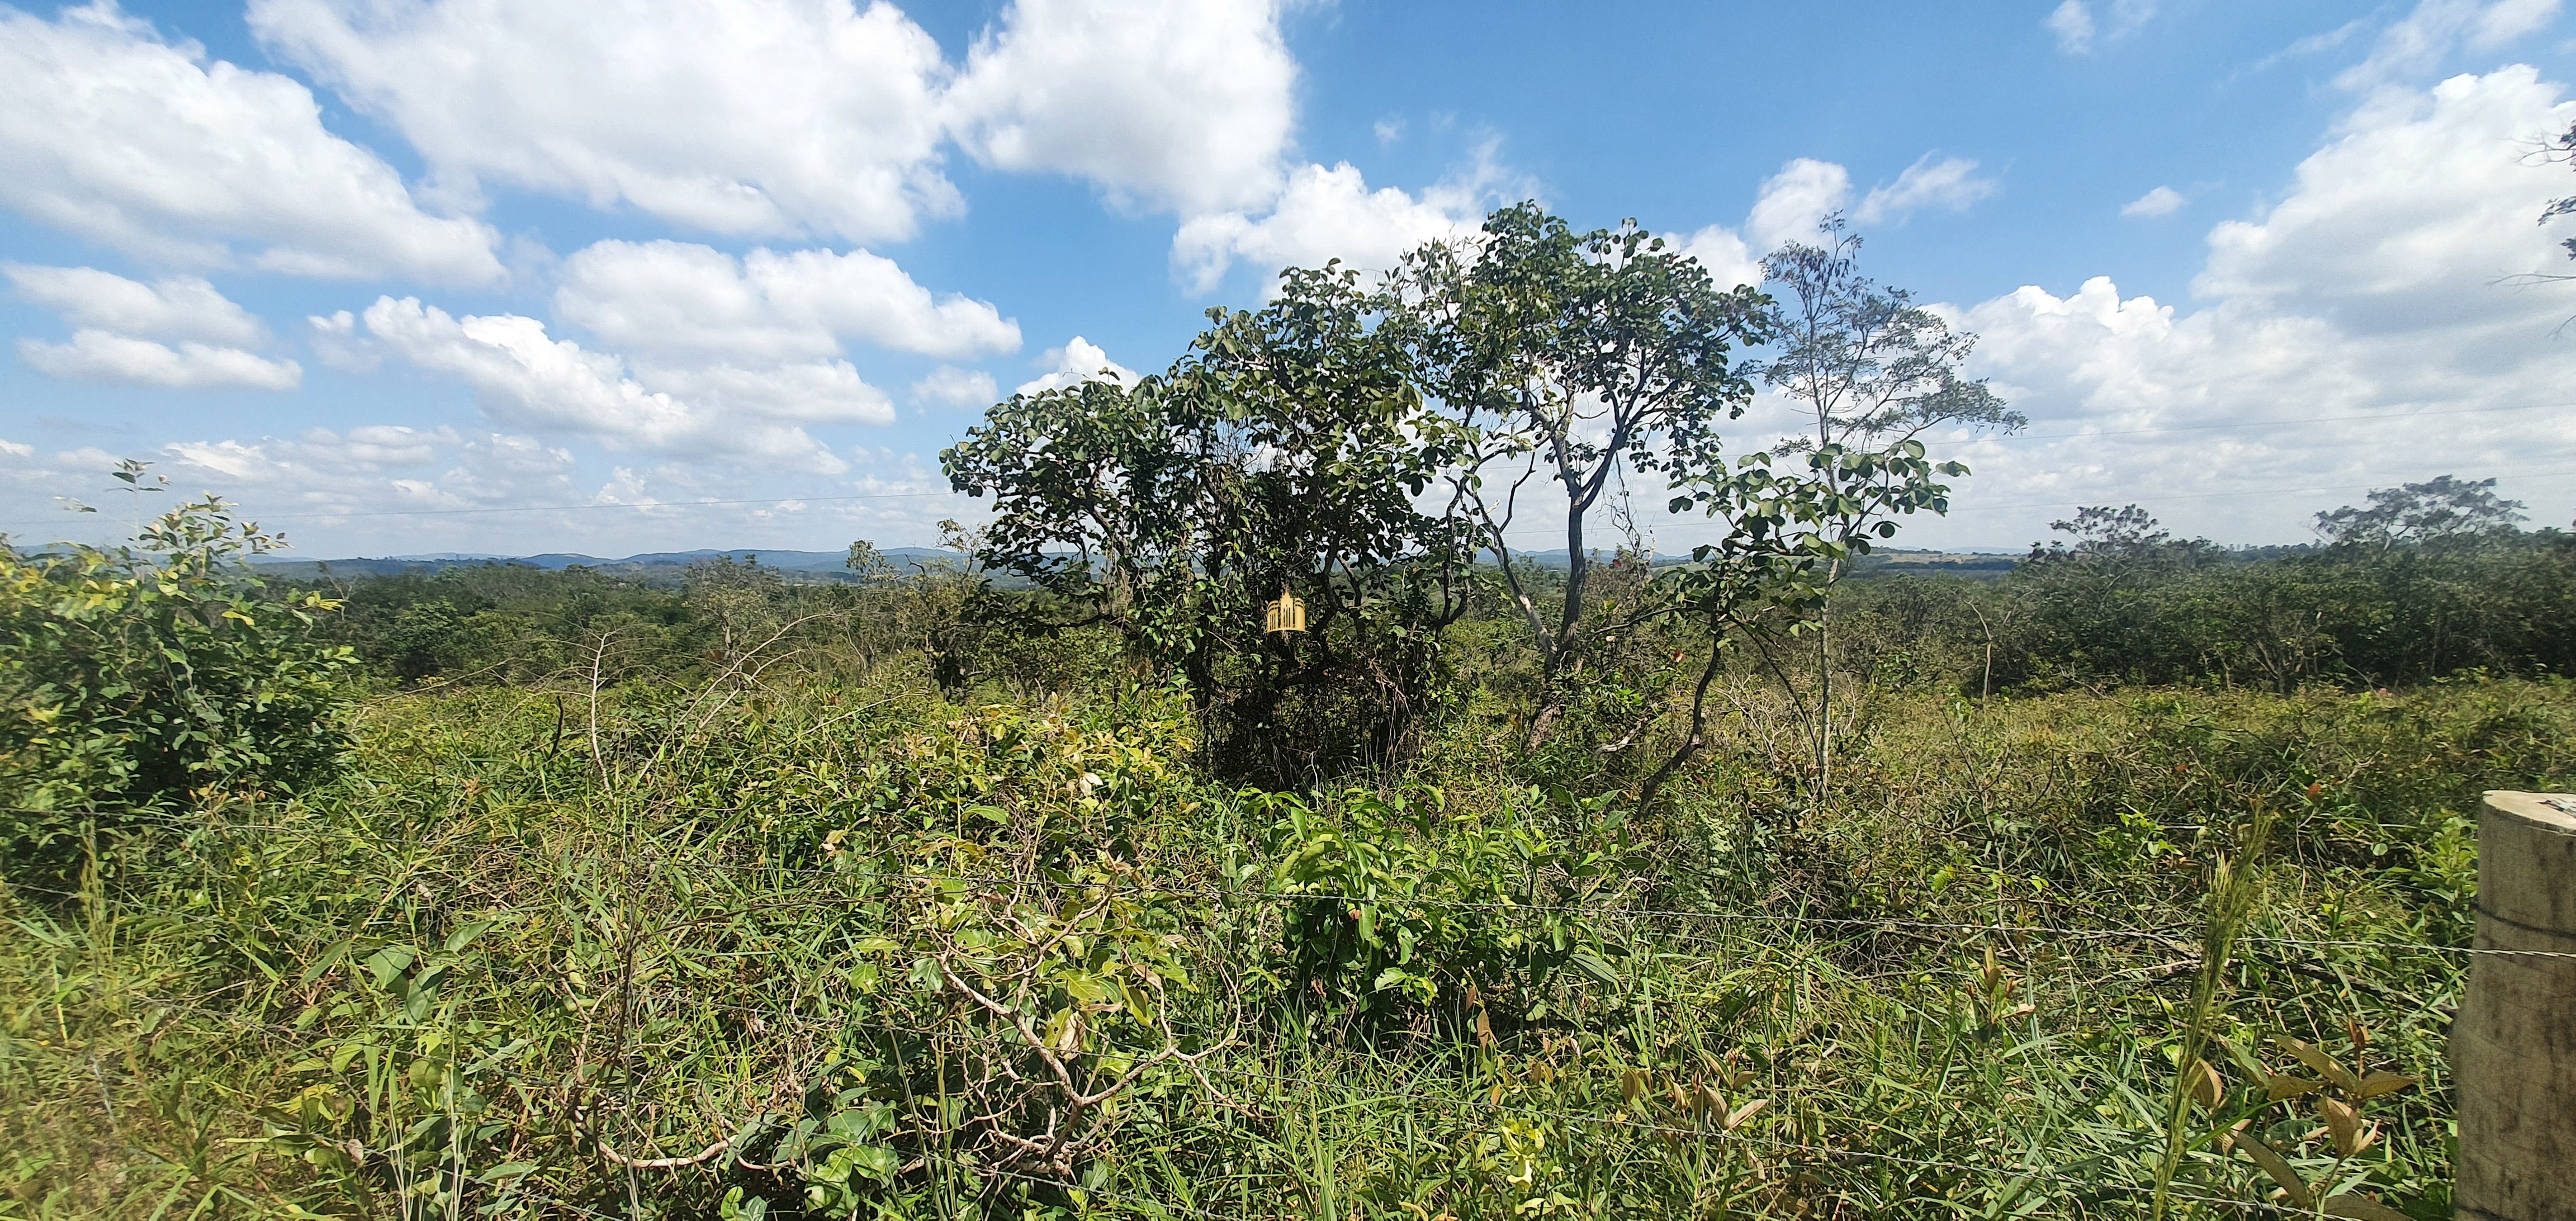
3 0 2575 558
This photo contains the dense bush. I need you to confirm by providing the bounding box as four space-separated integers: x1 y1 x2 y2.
0 498 354 850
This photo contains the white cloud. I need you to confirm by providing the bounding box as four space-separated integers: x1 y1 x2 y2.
171 425 448 489
2120 186 2188 217
7 263 299 391
0 2 501 283
946 0 1295 216
1675 225 1763 292
150 425 596 525
2199 67 2569 326
1936 65 2576 543
1014 337 1137 396
1744 158 1853 252
4 264 264 345
1374 117 1405 145
19 330 302 391
1171 153 1510 294
2048 0 2157 54
2337 0 2564 91
306 309 378 373
1680 154 1976 291
554 240 1019 362
249 0 956 243
250 0 1304 238
1855 154 2000 225
357 296 849 470
421 433 584 508
636 360 896 427
1679 153 1996 297
2249 16 2375 75
911 365 999 408
0 425 991 557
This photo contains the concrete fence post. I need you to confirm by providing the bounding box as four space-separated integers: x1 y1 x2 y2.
2455 790 2576 1220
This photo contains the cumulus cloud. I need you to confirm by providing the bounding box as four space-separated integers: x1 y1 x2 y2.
20 331 302 391
146 425 598 527
1855 154 2000 225
1014 337 1137 396
1936 65 2576 543
1677 158 1879 291
249 0 955 242
0 2 502 283
171 425 452 491
1171 149 1514 294
6 262 299 390
911 365 999 408
1674 154 1997 299
636 360 896 427
1675 225 1763 292
2121 186 2189 217
2048 0 2157 54
4 264 264 345
249 0 1303 239
2198 67 2569 325
1744 158 1853 252
554 240 1019 362
356 296 851 470
947 0 1296 216
306 309 378 373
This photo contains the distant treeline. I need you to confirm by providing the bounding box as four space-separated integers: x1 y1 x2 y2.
1837 499 2576 694
289 507 2575 701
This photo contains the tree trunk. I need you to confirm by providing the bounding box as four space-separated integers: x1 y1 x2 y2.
1812 560 1838 816
1639 637 1727 814
1525 476 1591 753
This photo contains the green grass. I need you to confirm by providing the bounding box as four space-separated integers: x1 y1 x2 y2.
7 665 2569 1219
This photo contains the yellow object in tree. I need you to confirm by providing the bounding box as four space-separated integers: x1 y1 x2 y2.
1264 589 1306 635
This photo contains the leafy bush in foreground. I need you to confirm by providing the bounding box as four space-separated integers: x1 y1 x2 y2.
0 497 353 853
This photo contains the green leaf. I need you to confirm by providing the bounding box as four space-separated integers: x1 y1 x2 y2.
1569 950 1621 986
361 945 415 989
443 920 498 954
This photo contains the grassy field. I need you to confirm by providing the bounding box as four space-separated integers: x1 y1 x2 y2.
7 651 2565 1219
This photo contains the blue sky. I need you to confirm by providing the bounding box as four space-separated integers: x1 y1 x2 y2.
3 0 2574 558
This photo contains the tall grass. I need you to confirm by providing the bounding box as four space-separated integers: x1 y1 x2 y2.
5 662 2565 1218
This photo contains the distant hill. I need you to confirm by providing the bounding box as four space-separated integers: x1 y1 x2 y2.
255 547 967 583
258 544 2021 583
1506 546 2019 576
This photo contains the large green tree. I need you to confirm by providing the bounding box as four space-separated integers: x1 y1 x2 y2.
1386 203 1773 747
943 265 1471 774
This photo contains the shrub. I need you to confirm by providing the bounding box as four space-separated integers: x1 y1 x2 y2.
0 495 355 851
1258 784 1634 1023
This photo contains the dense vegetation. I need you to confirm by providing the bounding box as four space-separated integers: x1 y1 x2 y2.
6 207 2573 1220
